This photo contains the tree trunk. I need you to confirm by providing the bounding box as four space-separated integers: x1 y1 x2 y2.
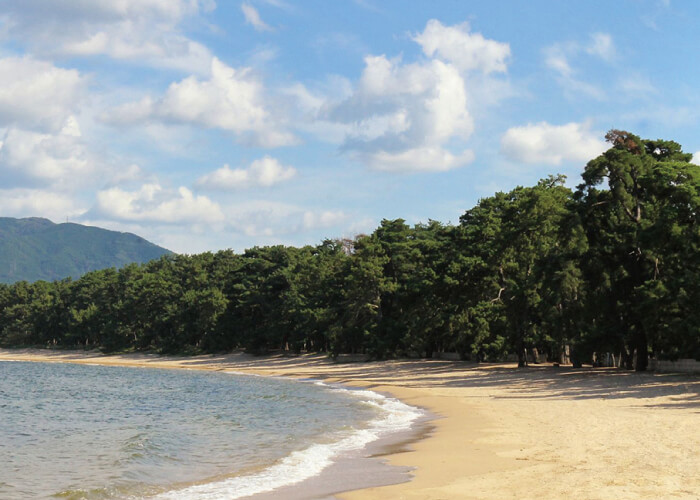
621 348 634 370
517 311 529 368
634 327 648 371
517 338 528 367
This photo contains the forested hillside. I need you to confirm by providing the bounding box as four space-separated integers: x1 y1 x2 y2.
1 131 698 370
0 218 172 283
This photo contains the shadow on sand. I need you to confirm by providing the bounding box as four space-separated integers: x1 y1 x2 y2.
175 353 700 411
4 348 698 411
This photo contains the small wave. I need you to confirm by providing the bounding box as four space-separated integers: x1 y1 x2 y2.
153 381 423 499
223 370 264 377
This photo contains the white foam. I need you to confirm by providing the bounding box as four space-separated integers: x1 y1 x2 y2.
222 370 264 377
152 379 423 499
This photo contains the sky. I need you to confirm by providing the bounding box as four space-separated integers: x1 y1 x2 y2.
1 0 699 254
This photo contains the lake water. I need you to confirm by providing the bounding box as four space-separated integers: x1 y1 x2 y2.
0 361 422 499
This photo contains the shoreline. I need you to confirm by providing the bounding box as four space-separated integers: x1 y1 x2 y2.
0 349 433 499
1 349 699 499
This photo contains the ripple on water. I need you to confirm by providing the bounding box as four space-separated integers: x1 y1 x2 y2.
0 361 421 499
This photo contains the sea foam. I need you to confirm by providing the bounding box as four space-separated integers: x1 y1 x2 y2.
153 380 423 499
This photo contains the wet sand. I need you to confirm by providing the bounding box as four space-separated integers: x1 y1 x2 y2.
1 349 698 499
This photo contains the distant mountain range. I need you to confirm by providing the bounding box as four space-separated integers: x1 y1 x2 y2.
0 217 173 283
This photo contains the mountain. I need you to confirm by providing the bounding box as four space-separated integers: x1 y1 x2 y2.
0 217 173 283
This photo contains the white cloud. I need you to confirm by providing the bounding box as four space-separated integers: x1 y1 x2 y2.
223 200 347 238
108 164 145 186
2 0 206 23
0 0 214 74
562 77 606 101
620 105 696 129
0 118 97 188
313 20 511 173
0 188 85 219
101 97 155 125
246 45 279 66
62 31 213 75
413 20 510 74
544 44 605 100
282 78 354 143
104 58 294 147
302 210 347 230
546 33 616 73
544 33 616 101
359 147 475 173
328 55 474 172
0 57 85 132
259 0 291 8
224 200 298 237
94 183 224 224
692 152 700 165
586 32 616 62
343 216 377 238
241 3 273 32
500 121 607 165
157 59 266 134
283 83 326 114
197 156 296 190
544 46 573 79
617 74 656 95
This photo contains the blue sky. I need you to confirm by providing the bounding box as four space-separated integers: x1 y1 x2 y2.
0 0 698 253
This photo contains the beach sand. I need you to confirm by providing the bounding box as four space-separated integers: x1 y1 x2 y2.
0 349 698 500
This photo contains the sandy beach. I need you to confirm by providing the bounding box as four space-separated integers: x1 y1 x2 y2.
0 349 698 500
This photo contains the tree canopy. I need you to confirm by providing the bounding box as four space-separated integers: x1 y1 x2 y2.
2 131 699 370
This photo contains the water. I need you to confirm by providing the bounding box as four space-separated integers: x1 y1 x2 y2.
0 361 421 499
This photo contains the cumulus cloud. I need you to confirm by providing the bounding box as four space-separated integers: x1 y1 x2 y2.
500 121 607 165
327 55 474 172
313 19 511 173
413 20 510 74
241 3 272 31
103 58 294 147
93 183 224 224
692 152 700 165
0 188 85 219
0 117 98 188
0 0 214 74
0 57 85 132
197 156 296 190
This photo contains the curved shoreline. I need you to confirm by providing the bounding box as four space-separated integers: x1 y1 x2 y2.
0 350 433 499
151 377 429 500
1 349 699 500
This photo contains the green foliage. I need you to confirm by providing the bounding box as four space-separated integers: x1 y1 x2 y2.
458 175 577 365
575 130 700 369
1 131 698 367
